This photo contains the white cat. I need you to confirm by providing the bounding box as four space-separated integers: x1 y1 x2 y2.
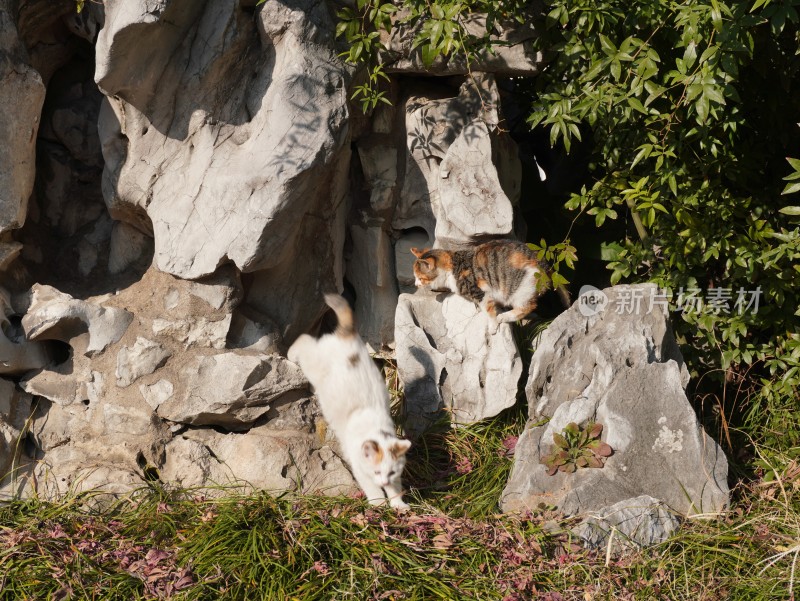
287 294 411 510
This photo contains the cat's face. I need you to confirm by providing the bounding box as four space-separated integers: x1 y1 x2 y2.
410 247 450 289
361 438 411 488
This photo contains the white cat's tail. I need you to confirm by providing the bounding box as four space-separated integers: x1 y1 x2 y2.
324 294 356 339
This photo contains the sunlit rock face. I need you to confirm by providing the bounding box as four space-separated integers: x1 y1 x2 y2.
502 285 729 529
0 0 545 498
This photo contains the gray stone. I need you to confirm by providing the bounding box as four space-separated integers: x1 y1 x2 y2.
346 224 398 350
395 291 521 436
357 143 398 214
227 308 282 354
0 0 46 236
108 222 153 275
156 352 309 429
95 0 352 274
391 75 521 248
0 379 33 481
161 423 356 495
437 120 515 242
151 316 231 350
573 495 682 551
384 11 545 77
501 284 729 518
394 229 432 293
115 337 171 388
139 379 174 411
22 284 133 356
0 287 51 375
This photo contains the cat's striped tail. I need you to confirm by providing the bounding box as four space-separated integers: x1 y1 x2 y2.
324 294 356 338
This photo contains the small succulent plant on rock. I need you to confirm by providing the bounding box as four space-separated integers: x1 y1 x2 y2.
540 421 613 476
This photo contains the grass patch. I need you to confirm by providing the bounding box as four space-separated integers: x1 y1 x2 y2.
2 322 797 599
2 414 799 600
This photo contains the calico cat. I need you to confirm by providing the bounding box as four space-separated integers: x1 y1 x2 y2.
411 240 553 331
288 294 411 510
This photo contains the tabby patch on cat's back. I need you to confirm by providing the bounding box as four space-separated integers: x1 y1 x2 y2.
410 240 552 331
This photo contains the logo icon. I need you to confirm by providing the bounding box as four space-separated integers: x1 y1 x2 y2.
577 285 608 317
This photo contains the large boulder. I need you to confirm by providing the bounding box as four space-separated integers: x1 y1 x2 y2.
502 285 729 525
95 0 352 341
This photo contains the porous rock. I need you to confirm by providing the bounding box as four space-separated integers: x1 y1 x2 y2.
501 284 729 519
392 74 521 248
22 284 132 356
0 287 51 375
155 352 309 430
95 0 352 341
395 291 521 437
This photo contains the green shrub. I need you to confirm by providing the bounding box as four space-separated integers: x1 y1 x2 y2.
337 0 800 461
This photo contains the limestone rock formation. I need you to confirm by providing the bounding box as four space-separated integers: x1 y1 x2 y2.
501 284 730 519
0 287 51 375
0 0 45 238
395 292 522 437
383 9 543 77
0 0 546 500
95 0 352 342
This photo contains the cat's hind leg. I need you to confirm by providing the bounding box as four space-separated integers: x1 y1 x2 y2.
480 297 500 334
287 333 316 365
496 298 539 324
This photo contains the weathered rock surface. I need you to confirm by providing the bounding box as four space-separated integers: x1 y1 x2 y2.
22 284 133 356
1 0 543 501
116 337 171 388
391 74 522 247
395 291 521 436
0 0 46 238
0 287 51 375
0 379 34 495
384 10 544 77
156 352 308 429
501 284 729 518
161 425 355 495
95 0 352 342
573 495 682 551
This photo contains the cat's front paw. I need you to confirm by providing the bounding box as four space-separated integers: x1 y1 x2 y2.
390 498 411 512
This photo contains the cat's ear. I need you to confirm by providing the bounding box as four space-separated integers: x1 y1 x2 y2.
362 440 382 463
410 247 424 258
416 258 433 273
390 439 411 457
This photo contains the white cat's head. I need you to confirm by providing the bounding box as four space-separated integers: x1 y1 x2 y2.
360 437 411 488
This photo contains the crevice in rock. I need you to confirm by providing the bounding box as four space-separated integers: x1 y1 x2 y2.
136 451 160 482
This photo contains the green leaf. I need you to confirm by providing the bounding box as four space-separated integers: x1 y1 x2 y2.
586 456 605 469
783 183 800 196
553 433 569 450
421 43 437 66
779 206 800 214
595 442 613 457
